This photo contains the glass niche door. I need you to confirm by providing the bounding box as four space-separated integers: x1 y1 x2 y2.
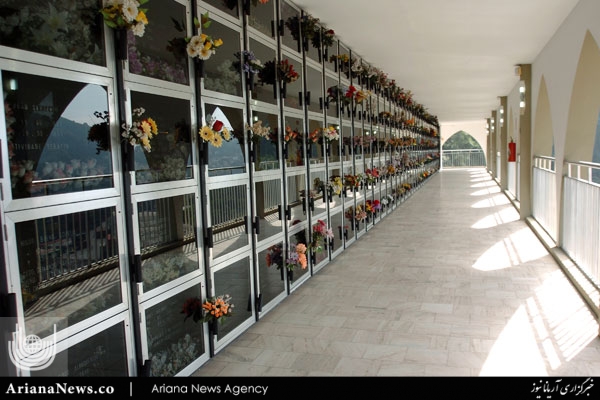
205 178 254 344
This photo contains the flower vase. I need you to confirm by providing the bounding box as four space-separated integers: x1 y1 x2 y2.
114 28 128 60
288 269 294 282
247 72 255 91
195 59 204 79
280 266 284 281
209 319 219 336
281 81 287 98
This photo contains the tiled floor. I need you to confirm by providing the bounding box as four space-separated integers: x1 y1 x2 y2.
192 168 600 377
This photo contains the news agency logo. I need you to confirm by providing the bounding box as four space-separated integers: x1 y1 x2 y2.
8 324 57 371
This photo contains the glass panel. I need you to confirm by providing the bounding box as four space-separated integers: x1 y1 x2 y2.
249 38 277 105
287 174 306 226
209 185 249 259
3 72 113 199
305 66 322 114
327 168 343 209
339 44 350 81
328 123 341 163
310 219 328 265
248 0 274 37
147 286 205 377
344 205 356 240
138 194 199 292
280 2 299 52
258 242 285 307
203 20 242 97
0 0 104 65
325 41 337 73
130 92 192 184
309 169 327 216
210 0 239 18
281 56 302 111
325 76 339 119
288 226 308 282
31 322 128 376
204 104 245 177
284 116 304 167
127 1 189 84
305 25 321 63
307 119 324 165
16 207 121 337
250 111 279 171
330 211 344 253
213 257 252 339
255 178 283 243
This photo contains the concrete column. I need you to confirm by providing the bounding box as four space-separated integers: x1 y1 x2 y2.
518 64 532 219
491 110 498 179
486 118 491 173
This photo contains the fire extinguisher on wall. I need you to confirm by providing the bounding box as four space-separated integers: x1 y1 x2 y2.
508 138 516 162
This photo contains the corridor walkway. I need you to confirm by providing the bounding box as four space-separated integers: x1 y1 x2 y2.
193 168 600 377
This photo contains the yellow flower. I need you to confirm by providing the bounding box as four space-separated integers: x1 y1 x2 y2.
211 134 223 148
213 38 223 47
136 10 148 25
141 136 150 150
147 118 158 134
140 120 151 135
222 128 231 141
199 125 214 142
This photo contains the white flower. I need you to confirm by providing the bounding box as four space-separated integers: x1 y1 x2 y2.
121 0 139 22
131 22 145 37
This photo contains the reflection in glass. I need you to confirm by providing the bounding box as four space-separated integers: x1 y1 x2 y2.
248 0 274 37
325 75 339 119
281 56 302 110
248 38 277 105
310 170 327 216
280 2 300 52
209 0 239 18
255 179 283 243
305 66 322 114
330 211 344 253
288 226 309 282
328 168 343 209
209 185 249 259
287 174 306 226
258 243 285 309
213 257 252 339
31 323 128 376
127 1 189 84
284 116 304 167
203 20 242 97
0 0 104 65
147 286 205 376
16 207 121 337
131 92 192 184
311 219 328 266
307 119 324 164
3 72 114 199
205 104 246 176
138 194 199 292
251 111 279 171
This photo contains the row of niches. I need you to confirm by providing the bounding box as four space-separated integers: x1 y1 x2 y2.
0 1 439 129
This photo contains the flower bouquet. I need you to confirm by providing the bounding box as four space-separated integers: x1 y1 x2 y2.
309 220 333 253
308 128 321 144
186 13 223 61
286 243 307 271
245 120 272 143
233 50 263 89
101 0 149 37
266 243 284 270
322 126 339 142
121 107 158 152
199 115 232 148
328 175 343 196
182 294 234 326
284 126 301 143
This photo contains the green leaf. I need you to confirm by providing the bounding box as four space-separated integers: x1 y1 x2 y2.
200 12 211 29
138 0 150 5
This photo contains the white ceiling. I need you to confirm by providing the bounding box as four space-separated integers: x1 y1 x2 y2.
291 0 581 124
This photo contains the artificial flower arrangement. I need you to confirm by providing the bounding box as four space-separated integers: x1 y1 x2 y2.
182 294 234 324
309 220 334 253
308 128 321 144
386 164 396 176
311 28 335 50
284 125 301 142
245 120 271 143
121 107 159 152
199 115 232 148
328 175 343 196
101 0 149 37
232 50 263 75
321 126 339 142
285 13 320 42
258 58 299 85
344 173 361 190
286 243 307 271
326 85 352 108
251 0 270 5
266 243 284 270
354 204 367 222
364 168 380 185
365 199 382 216
186 13 223 61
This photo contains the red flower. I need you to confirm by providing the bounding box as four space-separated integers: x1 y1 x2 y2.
212 120 224 131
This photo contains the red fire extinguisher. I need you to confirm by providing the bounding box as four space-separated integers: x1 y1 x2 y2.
508 139 516 162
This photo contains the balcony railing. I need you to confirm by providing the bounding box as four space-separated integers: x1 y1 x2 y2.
442 149 486 168
532 156 557 241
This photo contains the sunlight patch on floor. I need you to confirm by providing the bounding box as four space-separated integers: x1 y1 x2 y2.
480 305 548 376
471 194 510 208
471 206 519 229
